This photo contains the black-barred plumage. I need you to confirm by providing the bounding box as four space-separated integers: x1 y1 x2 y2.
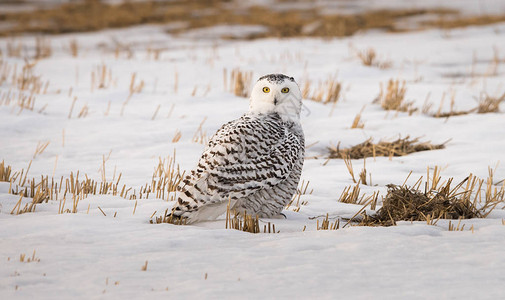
171 74 305 223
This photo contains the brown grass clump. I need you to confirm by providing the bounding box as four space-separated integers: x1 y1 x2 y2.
433 91 505 118
350 105 366 129
1 160 12 182
377 79 415 113
356 48 392 69
224 68 253 98
226 202 278 233
350 167 505 227
329 136 446 160
316 213 340 230
302 77 342 104
132 153 184 201
338 183 379 209
19 250 40 263
476 92 505 113
368 181 477 226
150 208 188 225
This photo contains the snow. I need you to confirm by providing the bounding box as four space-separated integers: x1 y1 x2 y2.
1 14 505 300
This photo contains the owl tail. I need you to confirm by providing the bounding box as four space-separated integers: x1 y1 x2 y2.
168 197 228 224
167 181 229 224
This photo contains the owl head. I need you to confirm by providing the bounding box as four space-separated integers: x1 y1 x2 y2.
249 74 302 122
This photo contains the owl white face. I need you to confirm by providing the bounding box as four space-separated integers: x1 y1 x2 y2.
249 74 302 122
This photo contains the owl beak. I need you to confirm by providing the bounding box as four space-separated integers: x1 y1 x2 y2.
274 97 278 105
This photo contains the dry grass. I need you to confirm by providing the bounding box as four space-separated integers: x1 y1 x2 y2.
350 105 365 129
476 92 505 113
69 39 79 57
376 79 416 113
33 141 50 159
138 153 184 201
316 213 340 230
19 250 40 263
34 37 52 59
356 48 392 69
91 64 113 91
349 167 505 227
150 208 188 225
192 117 209 145
302 76 342 104
1 1 484 39
433 91 505 118
286 179 312 212
141 261 148 271
329 136 446 160
423 14 505 30
224 68 253 98
226 200 278 233
338 183 379 210
5 153 184 215
0 160 12 182
128 72 144 97
150 199 279 233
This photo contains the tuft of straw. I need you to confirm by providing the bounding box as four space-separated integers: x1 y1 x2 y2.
329 136 446 160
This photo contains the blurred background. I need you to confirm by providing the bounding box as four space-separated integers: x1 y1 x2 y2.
1 0 505 39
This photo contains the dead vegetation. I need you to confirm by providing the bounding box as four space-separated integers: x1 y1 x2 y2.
338 183 379 209
356 48 392 69
286 180 312 212
301 76 343 104
34 37 52 60
5 153 184 215
149 208 188 225
376 79 416 113
340 166 505 228
422 14 505 31
151 198 279 233
329 136 446 160
433 91 505 118
128 72 145 97
2 1 490 39
350 106 365 129
476 92 505 113
1 160 12 182
224 68 253 98
139 153 185 201
226 209 278 234
91 64 113 91
316 213 340 230
19 250 40 263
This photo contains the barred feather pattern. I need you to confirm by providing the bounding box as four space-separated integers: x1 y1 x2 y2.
172 112 304 223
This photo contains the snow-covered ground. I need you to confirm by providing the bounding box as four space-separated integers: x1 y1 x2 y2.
1 17 505 299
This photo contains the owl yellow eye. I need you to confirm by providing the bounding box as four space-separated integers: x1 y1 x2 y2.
262 87 270 93
281 87 290 93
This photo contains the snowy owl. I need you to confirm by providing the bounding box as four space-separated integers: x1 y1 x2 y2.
171 74 305 223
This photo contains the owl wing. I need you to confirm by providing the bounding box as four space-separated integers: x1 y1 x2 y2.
206 119 302 199
174 114 303 221
197 114 303 199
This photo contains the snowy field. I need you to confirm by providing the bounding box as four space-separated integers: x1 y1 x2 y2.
1 12 505 300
